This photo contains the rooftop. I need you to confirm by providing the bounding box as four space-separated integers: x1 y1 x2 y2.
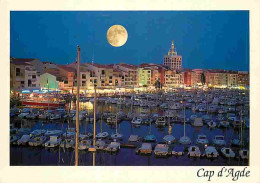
10 57 36 66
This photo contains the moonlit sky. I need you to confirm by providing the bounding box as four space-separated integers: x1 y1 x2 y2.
11 11 249 71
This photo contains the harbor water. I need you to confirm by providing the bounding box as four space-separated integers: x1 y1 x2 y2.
10 101 249 166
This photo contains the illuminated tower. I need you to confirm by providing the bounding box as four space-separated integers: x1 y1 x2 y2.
163 41 182 69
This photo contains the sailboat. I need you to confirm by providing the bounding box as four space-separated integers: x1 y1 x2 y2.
163 122 175 144
144 119 156 142
111 114 123 140
231 107 243 146
179 102 191 145
95 104 108 149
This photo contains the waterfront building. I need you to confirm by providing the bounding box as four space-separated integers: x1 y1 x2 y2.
10 57 249 92
11 57 44 75
163 41 182 70
40 73 59 90
85 63 114 88
57 65 76 90
238 71 249 87
227 72 238 87
191 69 204 87
183 69 192 87
114 63 138 88
112 68 125 87
204 70 229 87
10 58 41 91
138 65 152 87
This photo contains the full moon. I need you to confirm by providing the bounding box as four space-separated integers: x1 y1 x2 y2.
107 25 128 47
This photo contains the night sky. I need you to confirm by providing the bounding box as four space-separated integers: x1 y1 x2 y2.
10 11 249 71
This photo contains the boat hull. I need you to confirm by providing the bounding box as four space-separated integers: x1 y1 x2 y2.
22 101 65 107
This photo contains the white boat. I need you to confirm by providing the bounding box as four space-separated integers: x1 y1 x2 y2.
63 131 76 138
202 114 211 122
107 115 118 124
164 110 176 118
213 135 226 146
188 146 201 157
96 132 109 139
221 147 235 158
72 113 85 121
28 136 47 146
239 149 249 160
189 115 197 121
196 135 209 145
50 113 61 120
44 135 62 148
131 117 142 125
163 135 176 144
45 130 62 136
179 136 191 145
154 144 170 157
78 139 91 150
79 133 89 140
127 112 135 120
227 113 237 121
30 129 47 136
218 121 230 128
205 146 219 158
38 112 48 120
198 106 207 112
193 117 203 127
60 138 75 148
26 112 38 120
111 133 123 140
139 112 149 119
208 105 218 113
62 128 76 138
128 135 140 142
17 128 31 134
104 142 120 152
155 116 166 127
18 112 30 119
179 105 191 145
160 103 168 109
169 102 182 110
216 114 225 121
42 110 54 120
95 139 106 150
136 143 152 155
17 135 31 146
207 120 216 128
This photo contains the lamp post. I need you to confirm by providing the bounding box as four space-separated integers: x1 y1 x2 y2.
75 45 80 166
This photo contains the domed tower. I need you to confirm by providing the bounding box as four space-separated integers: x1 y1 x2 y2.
163 41 182 70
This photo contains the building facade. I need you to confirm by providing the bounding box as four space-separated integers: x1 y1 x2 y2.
163 41 182 70
40 73 59 90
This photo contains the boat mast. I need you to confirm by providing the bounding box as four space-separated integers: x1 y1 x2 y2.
184 101 186 137
240 106 243 148
47 79 49 111
93 84 96 147
75 45 80 166
100 103 103 133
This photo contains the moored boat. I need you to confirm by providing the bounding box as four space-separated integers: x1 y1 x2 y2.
188 146 201 157
205 146 219 158
221 147 235 158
